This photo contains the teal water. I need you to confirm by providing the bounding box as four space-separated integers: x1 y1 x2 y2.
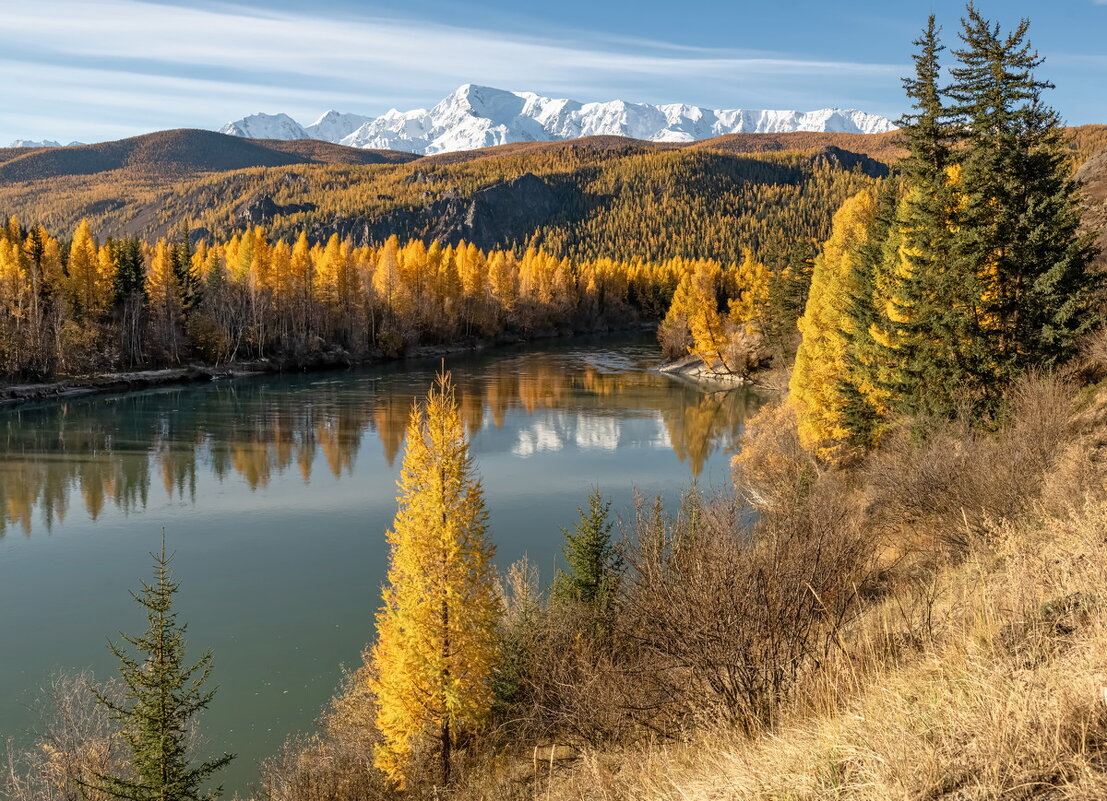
0 335 765 795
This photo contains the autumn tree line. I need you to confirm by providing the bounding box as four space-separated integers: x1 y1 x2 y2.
0 215 810 381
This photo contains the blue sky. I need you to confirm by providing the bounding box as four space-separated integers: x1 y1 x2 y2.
0 0 1103 144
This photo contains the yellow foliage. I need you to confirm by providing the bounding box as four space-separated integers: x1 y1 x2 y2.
369 372 500 788
790 190 877 462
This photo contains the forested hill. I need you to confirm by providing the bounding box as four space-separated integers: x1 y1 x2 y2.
0 129 899 264
1 125 1103 265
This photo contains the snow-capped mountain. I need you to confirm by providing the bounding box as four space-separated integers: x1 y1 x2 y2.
9 139 85 148
304 110 374 143
9 139 62 148
218 112 308 140
219 84 896 155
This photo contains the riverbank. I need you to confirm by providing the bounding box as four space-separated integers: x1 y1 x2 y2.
0 323 659 408
657 354 751 385
657 352 787 391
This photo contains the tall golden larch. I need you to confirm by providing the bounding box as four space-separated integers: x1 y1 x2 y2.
789 190 877 463
369 371 499 789
730 251 770 334
66 219 109 317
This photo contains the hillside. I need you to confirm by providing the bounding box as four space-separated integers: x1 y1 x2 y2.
0 126 1102 266
0 130 900 261
0 129 416 184
1077 144 1107 268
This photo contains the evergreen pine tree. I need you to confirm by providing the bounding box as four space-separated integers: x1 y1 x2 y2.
947 5 1099 392
551 489 622 618
172 224 201 314
111 237 145 306
89 538 234 801
890 15 980 416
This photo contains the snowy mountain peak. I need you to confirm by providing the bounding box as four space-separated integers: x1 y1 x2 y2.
305 110 374 143
219 85 897 155
219 112 308 141
9 139 62 148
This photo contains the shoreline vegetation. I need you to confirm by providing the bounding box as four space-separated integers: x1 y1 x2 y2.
0 322 657 407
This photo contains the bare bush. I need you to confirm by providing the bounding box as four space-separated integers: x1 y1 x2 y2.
731 400 819 514
863 372 1077 552
2 672 125 801
657 316 693 362
252 662 391 801
615 489 870 737
1075 325 1107 383
720 328 771 378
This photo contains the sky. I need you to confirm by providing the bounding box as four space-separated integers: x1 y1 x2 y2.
0 0 1103 144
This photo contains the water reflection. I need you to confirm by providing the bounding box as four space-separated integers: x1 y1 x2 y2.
0 341 765 536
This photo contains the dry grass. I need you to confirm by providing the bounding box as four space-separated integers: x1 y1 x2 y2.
459 397 1107 801
477 497 1107 801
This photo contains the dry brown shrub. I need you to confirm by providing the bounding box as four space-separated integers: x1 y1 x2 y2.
863 372 1077 553
720 328 770 378
656 316 692 362
2 673 126 801
731 399 818 514
613 489 870 738
251 662 391 801
1074 325 1107 383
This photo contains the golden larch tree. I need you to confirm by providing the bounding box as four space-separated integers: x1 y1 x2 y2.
66 219 109 318
789 189 877 463
369 371 500 789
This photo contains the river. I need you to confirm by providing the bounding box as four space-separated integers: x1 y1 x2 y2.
0 334 766 795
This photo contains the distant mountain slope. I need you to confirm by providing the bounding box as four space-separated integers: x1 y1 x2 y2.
0 125 1100 268
220 84 898 154
0 130 891 259
0 129 418 183
1075 144 1107 269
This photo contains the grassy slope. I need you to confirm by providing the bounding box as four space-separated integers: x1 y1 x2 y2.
470 387 1107 801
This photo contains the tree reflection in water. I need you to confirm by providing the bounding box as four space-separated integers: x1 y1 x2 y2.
0 344 767 536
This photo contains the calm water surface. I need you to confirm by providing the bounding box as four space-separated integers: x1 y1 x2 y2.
0 335 765 795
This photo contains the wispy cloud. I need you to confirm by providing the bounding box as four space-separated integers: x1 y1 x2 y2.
0 0 904 142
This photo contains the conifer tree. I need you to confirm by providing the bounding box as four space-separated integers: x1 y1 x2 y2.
111 237 146 305
147 239 183 363
89 539 233 801
370 371 499 789
947 5 1098 390
172 225 201 314
883 15 986 417
551 489 622 618
66 219 108 319
838 180 900 449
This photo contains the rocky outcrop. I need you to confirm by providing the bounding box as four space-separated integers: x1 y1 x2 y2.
422 172 568 248
657 354 752 386
810 145 890 178
235 194 317 225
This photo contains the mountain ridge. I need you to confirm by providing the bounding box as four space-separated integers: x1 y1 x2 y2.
219 83 898 155
0 129 418 183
